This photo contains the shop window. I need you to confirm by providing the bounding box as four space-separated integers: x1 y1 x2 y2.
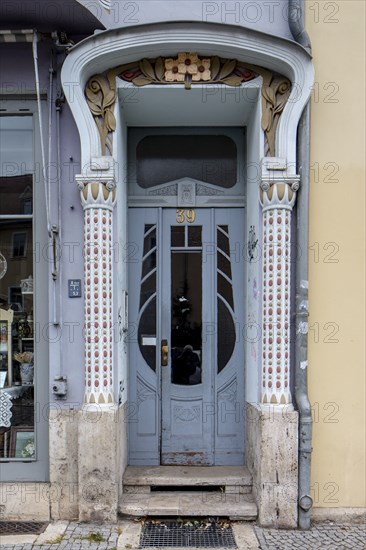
0 116 35 460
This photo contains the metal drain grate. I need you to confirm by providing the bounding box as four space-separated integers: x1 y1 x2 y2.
0 521 48 535
140 520 237 548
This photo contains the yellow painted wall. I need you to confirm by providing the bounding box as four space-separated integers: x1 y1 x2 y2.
306 1 366 508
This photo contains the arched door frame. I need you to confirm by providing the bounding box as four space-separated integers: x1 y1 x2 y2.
62 22 313 167
61 20 314 404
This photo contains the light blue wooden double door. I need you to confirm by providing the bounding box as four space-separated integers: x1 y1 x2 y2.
128 207 245 465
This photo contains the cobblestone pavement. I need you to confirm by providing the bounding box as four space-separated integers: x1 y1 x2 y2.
255 522 366 550
1 522 120 550
1 520 365 549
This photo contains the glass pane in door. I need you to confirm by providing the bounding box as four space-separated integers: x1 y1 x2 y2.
170 251 202 385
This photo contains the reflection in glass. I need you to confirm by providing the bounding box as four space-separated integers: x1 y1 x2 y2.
142 250 156 279
0 175 33 216
216 225 236 373
140 225 157 310
217 272 234 310
138 297 157 372
171 252 202 385
171 226 185 247
188 226 202 247
217 298 236 373
217 251 231 278
143 227 156 256
217 226 230 256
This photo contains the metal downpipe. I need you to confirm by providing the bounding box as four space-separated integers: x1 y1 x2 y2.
289 0 313 529
289 0 312 54
295 101 313 529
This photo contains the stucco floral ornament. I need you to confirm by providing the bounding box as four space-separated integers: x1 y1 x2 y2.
84 55 291 157
165 57 185 82
193 58 211 81
165 53 211 86
85 74 116 155
261 75 292 156
118 54 249 90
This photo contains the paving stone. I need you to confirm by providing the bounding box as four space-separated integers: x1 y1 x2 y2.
1 519 365 549
254 522 366 550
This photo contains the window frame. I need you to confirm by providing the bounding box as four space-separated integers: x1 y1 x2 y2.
0 101 49 480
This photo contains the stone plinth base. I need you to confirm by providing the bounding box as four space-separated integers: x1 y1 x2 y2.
78 405 119 521
246 402 299 528
49 408 79 520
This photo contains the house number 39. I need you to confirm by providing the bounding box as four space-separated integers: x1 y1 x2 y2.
176 209 196 223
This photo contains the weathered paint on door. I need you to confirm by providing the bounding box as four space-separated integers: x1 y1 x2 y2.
128 208 245 465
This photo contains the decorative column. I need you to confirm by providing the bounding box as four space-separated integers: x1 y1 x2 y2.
260 180 299 406
78 180 116 405
249 179 300 528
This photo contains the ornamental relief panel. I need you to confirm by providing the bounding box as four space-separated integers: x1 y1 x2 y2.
85 53 291 157
174 405 201 423
218 379 238 406
146 183 225 198
136 378 156 406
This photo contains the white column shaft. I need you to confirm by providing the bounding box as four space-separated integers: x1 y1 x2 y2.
79 182 116 405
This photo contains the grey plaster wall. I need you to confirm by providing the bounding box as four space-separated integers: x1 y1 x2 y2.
0 43 50 93
0 42 86 407
77 0 294 40
55 100 85 407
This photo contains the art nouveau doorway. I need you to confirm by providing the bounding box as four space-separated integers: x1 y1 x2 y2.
127 127 246 465
61 21 314 522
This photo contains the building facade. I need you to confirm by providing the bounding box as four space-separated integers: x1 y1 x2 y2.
0 0 364 528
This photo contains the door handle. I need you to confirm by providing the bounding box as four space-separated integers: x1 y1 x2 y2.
161 339 169 366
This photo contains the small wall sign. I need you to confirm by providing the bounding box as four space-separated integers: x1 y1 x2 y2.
68 279 82 298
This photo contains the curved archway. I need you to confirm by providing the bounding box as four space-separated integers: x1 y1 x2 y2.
62 21 314 169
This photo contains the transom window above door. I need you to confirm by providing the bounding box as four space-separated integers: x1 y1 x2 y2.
127 127 246 207
136 134 237 188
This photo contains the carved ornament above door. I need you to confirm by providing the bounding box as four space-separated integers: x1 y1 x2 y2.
85 53 291 157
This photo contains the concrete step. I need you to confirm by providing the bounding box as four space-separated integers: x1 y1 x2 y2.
119 491 257 520
123 465 252 489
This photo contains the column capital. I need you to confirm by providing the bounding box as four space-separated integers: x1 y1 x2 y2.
260 180 299 211
76 179 116 211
